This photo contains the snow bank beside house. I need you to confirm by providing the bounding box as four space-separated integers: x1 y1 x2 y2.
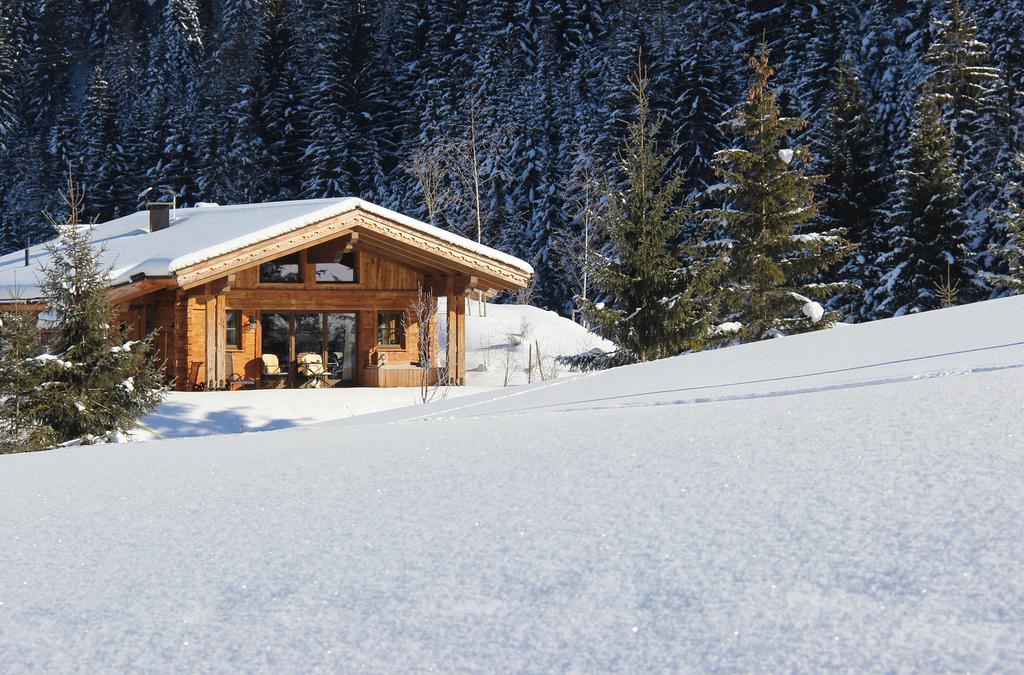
457 299 615 388
1 295 1022 671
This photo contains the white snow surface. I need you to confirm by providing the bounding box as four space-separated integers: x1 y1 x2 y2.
2 296 1023 671
0 198 532 301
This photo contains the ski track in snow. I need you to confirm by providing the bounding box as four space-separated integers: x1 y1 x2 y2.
418 361 1024 421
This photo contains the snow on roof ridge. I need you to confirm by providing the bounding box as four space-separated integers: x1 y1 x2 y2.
168 197 534 276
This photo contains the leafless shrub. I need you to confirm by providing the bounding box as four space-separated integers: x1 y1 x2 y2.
407 286 450 404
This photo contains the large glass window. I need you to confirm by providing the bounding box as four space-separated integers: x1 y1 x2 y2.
259 312 358 387
377 311 405 348
315 251 357 284
259 253 302 283
325 313 357 382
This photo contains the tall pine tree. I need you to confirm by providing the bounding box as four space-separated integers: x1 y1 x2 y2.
819 59 890 321
585 67 725 365
704 46 851 341
874 88 966 316
980 154 1024 294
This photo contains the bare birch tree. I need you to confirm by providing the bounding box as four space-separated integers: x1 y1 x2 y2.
406 286 449 404
405 143 453 227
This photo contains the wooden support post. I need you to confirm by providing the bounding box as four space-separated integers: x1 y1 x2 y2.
203 294 227 390
173 292 188 389
454 288 466 384
446 278 458 384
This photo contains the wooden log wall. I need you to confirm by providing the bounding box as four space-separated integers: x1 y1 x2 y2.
122 247 472 390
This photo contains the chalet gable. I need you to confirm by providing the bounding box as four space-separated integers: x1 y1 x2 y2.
171 205 531 294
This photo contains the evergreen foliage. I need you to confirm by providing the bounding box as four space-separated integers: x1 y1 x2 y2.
924 0 1011 297
28 173 166 445
585 68 725 366
981 155 1024 293
703 47 851 341
819 60 891 320
874 88 966 316
0 1 1021 317
0 302 54 453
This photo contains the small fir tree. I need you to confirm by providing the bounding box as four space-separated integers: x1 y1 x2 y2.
30 172 166 444
583 65 725 366
704 46 851 341
874 89 966 316
0 302 55 453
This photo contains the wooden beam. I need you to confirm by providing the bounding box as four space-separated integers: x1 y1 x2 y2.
307 232 359 263
355 233 461 274
358 235 511 291
452 275 479 296
107 277 177 305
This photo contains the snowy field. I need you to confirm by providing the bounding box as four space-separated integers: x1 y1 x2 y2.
136 302 611 440
2 296 1022 671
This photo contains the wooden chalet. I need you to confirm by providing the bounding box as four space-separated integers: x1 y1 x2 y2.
0 198 532 391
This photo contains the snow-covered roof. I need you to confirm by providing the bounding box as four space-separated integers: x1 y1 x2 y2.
0 197 533 302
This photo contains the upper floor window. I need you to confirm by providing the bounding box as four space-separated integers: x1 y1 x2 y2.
315 251 357 284
259 253 302 284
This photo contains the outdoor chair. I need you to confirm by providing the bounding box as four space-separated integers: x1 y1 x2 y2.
261 353 288 389
225 352 256 390
297 352 327 388
189 361 206 391
326 351 346 382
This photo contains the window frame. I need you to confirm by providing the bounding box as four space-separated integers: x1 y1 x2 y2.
225 310 242 350
376 310 406 349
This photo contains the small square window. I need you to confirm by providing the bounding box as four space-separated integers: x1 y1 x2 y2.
260 253 302 283
226 310 242 350
377 311 405 348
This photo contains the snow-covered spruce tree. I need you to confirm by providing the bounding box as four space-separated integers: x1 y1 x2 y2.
0 5 17 145
582 67 725 366
703 46 851 342
819 59 891 321
31 174 165 445
924 0 1003 162
874 88 966 316
924 0 1010 297
980 154 1024 294
145 0 203 204
79 66 122 223
0 303 54 453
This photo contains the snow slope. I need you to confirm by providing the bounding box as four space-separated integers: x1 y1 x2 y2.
1 297 1022 671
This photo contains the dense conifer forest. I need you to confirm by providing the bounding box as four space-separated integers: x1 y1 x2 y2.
0 0 1021 317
